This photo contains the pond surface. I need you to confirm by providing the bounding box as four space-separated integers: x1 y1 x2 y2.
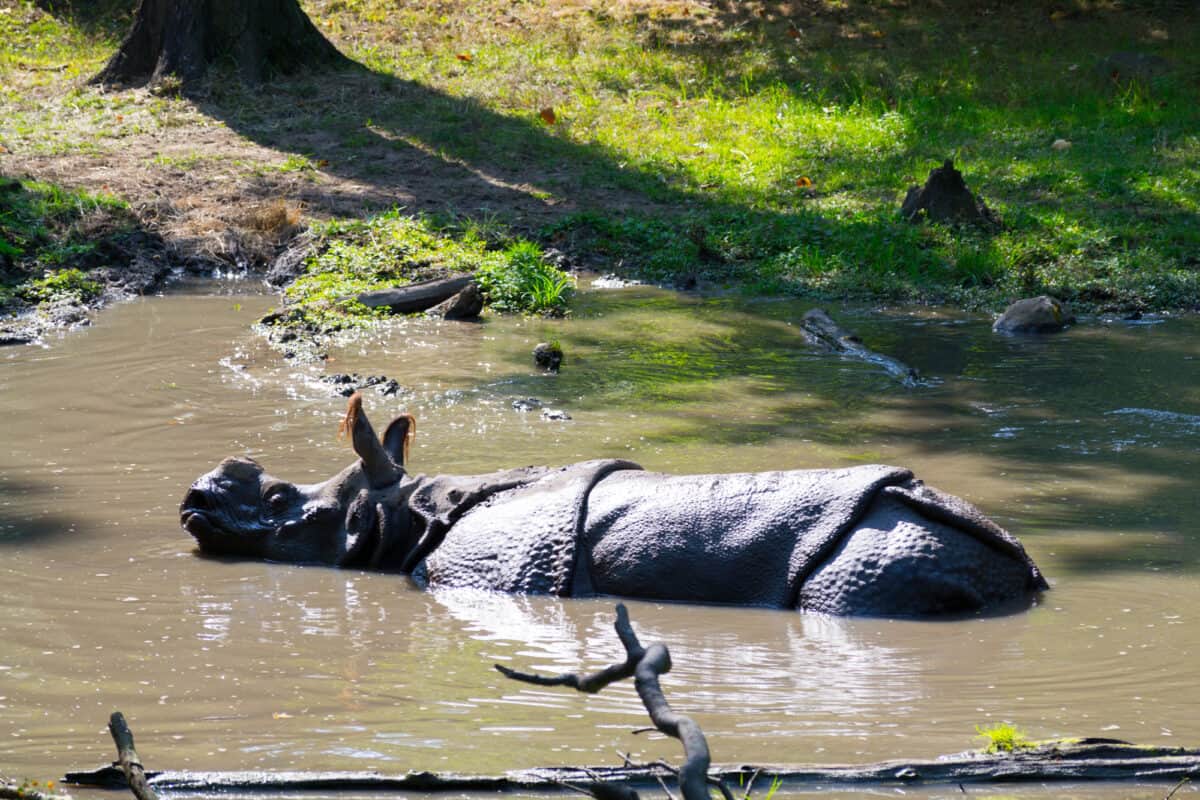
1 282 1198 798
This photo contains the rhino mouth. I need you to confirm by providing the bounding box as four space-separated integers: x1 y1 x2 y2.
181 509 218 540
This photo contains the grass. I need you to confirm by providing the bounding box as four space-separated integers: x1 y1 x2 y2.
976 722 1033 754
2 0 1199 312
475 239 574 314
0 177 131 310
297 0 1200 310
271 209 571 333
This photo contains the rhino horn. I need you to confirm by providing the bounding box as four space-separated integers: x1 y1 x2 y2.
339 392 402 488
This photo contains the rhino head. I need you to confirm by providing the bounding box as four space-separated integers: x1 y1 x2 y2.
180 393 418 567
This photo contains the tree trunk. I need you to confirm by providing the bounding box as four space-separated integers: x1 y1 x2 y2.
92 0 351 88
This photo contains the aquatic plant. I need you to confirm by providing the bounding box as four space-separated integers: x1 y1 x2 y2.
976 722 1032 754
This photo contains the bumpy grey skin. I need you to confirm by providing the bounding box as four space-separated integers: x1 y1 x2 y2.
181 399 1048 618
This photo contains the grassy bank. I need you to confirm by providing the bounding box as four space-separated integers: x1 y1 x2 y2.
273 210 572 334
1 0 1197 312
0 177 126 309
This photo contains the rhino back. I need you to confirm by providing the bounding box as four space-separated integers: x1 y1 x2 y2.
581 465 913 606
421 460 639 594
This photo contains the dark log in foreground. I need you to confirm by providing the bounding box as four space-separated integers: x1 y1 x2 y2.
497 603 724 800
64 740 1200 793
798 308 920 386
351 276 475 315
107 712 159 800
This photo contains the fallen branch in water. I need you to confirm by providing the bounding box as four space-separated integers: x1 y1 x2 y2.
107 712 159 800
1164 776 1191 800
797 308 920 386
496 603 728 800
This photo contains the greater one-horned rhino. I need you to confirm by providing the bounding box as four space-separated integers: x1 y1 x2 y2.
181 394 1048 617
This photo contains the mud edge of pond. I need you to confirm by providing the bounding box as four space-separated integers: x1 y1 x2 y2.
0 232 179 346
0 205 269 347
65 740 1200 791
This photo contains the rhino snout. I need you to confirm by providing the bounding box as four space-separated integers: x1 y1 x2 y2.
180 488 216 538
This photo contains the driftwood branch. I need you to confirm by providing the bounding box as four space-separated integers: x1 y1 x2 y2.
108 712 159 800
351 276 474 314
1164 776 1191 800
798 308 919 386
498 604 718 800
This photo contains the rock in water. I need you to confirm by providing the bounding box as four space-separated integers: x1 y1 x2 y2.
512 397 544 412
901 159 1000 229
993 296 1075 334
534 342 563 372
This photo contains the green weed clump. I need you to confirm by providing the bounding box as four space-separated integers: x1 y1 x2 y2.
976 723 1033 754
475 239 573 315
17 268 101 303
281 210 570 332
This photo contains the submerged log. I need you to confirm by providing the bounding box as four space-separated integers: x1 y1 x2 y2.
798 309 920 386
65 740 1200 793
351 276 475 315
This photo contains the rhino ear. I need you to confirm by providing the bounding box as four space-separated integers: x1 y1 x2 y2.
338 392 401 488
381 413 415 468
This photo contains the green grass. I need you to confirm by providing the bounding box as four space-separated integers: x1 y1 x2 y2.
273 209 571 332
0 177 131 309
475 239 573 314
297 0 1200 309
3 0 1199 310
16 267 101 302
976 722 1033 754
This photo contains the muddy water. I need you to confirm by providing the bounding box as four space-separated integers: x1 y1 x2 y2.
1 283 1198 798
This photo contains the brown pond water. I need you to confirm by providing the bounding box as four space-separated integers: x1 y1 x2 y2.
1 282 1198 798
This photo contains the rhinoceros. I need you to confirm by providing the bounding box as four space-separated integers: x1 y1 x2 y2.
180 394 1047 617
